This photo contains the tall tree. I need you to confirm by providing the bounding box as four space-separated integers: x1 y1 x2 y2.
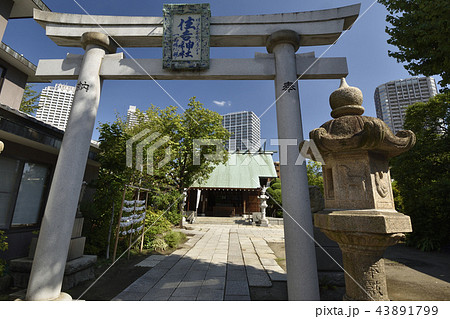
129 97 230 192
379 0 450 88
20 84 41 114
306 160 324 193
390 92 450 251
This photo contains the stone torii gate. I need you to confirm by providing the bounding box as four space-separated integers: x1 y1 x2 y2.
26 4 360 301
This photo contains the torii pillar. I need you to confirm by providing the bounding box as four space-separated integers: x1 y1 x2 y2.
26 32 116 301
267 30 319 300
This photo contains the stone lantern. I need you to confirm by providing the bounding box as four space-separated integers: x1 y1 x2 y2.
310 78 416 301
258 186 270 227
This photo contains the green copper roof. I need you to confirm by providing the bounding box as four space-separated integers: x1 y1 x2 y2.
191 152 277 189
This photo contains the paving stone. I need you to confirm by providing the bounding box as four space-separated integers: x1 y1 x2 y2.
134 260 161 268
157 258 181 269
191 263 209 272
171 249 189 256
215 249 228 253
135 255 166 267
227 264 245 272
178 280 203 288
137 267 169 284
259 258 278 267
227 251 242 258
164 268 189 279
264 266 287 281
243 255 260 262
257 253 277 259
185 251 201 258
141 288 173 301
226 269 247 281
211 258 227 264
228 256 244 264
121 277 155 293
183 270 207 281
153 279 180 290
205 269 226 279
267 271 287 281
171 285 201 297
197 257 213 263
196 289 224 301
112 291 146 301
246 269 272 287
242 252 258 257
263 264 285 273
225 280 250 296
167 263 191 274
169 261 195 273
201 277 226 290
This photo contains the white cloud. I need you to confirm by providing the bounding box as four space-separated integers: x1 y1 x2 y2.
213 100 231 107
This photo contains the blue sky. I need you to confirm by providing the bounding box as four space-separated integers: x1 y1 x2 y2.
4 0 442 157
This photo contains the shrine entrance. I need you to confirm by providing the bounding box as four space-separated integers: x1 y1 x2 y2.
26 3 360 301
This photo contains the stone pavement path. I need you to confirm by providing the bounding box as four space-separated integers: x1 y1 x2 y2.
113 224 286 301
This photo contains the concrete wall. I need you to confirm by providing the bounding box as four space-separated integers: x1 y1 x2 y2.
0 0 14 41
0 59 28 110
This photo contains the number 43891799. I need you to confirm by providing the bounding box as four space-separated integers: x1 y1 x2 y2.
376 305 438 316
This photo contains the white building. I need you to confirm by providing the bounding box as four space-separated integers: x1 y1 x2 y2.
126 105 139 127
222 111 261 152
374 76 438 134
35 83 75 130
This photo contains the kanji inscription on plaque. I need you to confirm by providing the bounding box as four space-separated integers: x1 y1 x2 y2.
163 4 210 70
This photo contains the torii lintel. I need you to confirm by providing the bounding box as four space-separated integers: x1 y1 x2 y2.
33 4 360 48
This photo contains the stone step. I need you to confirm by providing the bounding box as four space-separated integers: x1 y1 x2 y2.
194 217 245 225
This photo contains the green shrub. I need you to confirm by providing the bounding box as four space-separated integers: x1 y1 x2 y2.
143 209 173 249
164 231 187 248
0 231 7 252
267 185 283 217
150 190 182 225
149 238 168 251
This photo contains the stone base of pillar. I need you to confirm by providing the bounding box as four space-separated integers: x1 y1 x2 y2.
314 209 411 301
14 292 72 301
10 255 97 291
260 218 269 227
49 292 72 301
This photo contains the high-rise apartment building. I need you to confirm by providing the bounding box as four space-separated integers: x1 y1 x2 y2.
374 76 438 134
222 111 261 152
35 84 75 130
126 105 139 127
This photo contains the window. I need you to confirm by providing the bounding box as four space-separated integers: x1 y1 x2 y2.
0 157 50 229
12 163 49 226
